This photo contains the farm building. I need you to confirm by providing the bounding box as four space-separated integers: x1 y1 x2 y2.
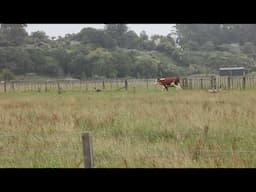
219 67 246 76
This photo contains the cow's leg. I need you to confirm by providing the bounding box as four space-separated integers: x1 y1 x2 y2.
176 83 182 90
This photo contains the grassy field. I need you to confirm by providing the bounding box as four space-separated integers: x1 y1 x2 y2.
0 88 256 168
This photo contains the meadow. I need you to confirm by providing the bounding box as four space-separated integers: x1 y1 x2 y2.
0 87 256 168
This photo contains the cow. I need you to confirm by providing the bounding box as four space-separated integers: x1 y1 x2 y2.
155 77 182 91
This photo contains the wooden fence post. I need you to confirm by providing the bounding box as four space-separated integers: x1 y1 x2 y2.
189 79 192 89
11 81 15 91
125 79 128 91
57 82 61 94
45 82 48 92
243 76 246 90
213 76 216 89
227 76 230 90
80 80 82 90
85 80 88 91
200 78 203 89
38 82 41 92
210 76 214 89
4 81 6 92
102 81 105 90
82 132 93 168
146 79 149 89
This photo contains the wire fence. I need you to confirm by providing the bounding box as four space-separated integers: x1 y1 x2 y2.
1 75 256 93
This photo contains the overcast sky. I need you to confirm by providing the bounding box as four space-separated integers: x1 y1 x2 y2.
26 24 176 38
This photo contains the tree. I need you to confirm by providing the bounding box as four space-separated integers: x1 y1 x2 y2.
133 53 159 78
112 50 133 77
0 24 28 46
104 24 128 47
0 68 15 80
76 27 116 49
242 42 256 55
122 30 140 49
139 30 148 41
41 56 63 77
31 31 49 43
200 41 215 51
86 48 117 78
49 48 71 75
69 53 92 78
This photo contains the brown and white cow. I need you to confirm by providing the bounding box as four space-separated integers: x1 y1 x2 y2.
154 77 182 91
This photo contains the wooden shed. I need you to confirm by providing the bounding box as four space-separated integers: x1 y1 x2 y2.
219 67 246 76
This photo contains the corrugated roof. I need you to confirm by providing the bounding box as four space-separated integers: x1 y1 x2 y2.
219 67 245 70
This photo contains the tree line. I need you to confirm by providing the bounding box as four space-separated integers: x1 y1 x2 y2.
1 24 256 80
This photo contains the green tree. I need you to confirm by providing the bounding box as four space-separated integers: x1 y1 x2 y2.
75 27 116 49
133 53 159 78
0 68 15 80
0 24 28 46
122 30 140 49
105 24 128 47
112 50 133 77
86 48 117 78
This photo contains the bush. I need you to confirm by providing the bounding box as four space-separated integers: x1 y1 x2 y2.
0 68 15 81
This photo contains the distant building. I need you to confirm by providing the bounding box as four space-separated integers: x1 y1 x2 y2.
219 67 246 76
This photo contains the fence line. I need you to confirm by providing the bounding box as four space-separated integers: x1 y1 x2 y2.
1 76 256 93
2 76 256 93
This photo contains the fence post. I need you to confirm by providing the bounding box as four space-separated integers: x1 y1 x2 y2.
200 79 203 89
146 79 149 89
110 80 112 91
82 132 93 168
57 82 61 94
38 82 41 92
45 82 48 92
102 81 105 90
213 76 216 89
185 78 188 89
4 81 6 92
210 76 214 89
227 76 230 90
243 76 246 90
11 81 15 91
189 79 192 89
125 79 128 91
80 80 82 90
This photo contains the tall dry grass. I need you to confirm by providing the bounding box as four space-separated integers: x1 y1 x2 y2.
0 89 256 167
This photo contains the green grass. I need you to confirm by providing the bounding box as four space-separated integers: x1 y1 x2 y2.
0 88 256 167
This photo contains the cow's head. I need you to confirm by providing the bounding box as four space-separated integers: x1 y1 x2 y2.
154 78 160 85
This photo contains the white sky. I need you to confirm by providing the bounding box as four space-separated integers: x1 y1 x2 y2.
26 24 176 38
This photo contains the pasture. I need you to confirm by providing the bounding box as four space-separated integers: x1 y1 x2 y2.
1 87 256 168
